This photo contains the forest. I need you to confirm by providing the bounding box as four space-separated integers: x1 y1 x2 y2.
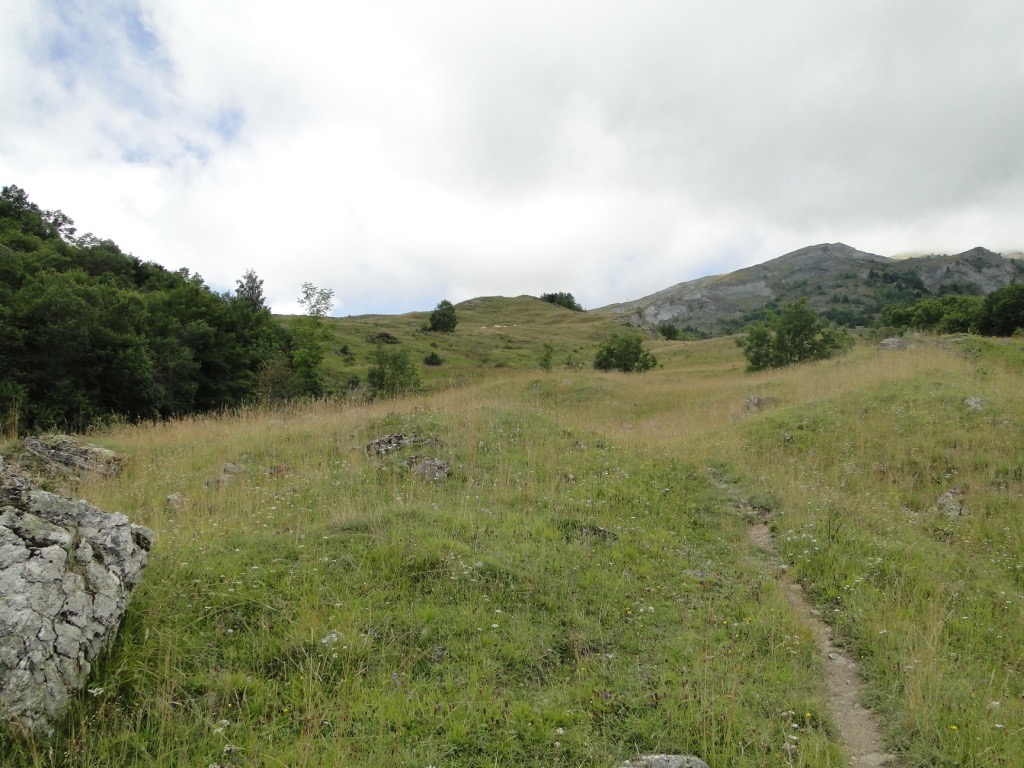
0 185 292 434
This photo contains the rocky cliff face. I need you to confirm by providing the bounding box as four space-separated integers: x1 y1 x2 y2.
598 243 1024 335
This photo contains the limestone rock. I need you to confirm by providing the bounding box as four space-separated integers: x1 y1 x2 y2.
878 337 909 350
937 489 967 519
0 458 154 735
403 456 449 482
365 433 441 456
21 435 125 478
745 394 775 411
618 756 711 768
964 397 985 412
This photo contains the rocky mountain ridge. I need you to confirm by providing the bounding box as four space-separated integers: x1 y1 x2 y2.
598 243 1024 335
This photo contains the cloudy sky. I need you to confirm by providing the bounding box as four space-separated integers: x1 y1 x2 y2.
2 1 1023 315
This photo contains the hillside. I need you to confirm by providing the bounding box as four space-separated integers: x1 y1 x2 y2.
599 242 1024 335
5 331 1024 766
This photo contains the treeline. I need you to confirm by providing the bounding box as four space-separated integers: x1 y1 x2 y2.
879 285 1024 336
0 185 299 434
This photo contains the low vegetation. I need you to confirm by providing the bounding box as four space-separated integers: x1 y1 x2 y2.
5 324 1023 767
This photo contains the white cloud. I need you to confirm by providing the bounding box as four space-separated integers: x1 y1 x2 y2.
2 0 1023 315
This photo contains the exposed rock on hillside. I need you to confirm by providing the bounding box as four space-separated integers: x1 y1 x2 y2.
22 435 125 478
0 459 153 735
598 243 1024 335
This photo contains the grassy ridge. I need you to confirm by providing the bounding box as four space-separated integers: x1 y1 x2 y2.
3 321 1024 766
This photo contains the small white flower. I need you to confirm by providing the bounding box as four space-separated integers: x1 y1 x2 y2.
87 687 104 697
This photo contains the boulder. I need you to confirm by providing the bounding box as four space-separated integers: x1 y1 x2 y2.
0 458 154 735
937 489 967 519
21 435 125 478
403 456 450 482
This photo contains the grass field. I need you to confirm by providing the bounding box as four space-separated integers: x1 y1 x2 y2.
3 303 1023 767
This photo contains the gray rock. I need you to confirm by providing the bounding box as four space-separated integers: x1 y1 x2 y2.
618 756 711 768
165 492 187 511
964 397 985 411
0 459 154 735
745 394 775 411
404 456 449 482
22 435 124 477
878 337 909 350
366 433 441 456
937 489 967 519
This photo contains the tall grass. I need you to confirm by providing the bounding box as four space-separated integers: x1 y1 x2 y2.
4 333 1023 766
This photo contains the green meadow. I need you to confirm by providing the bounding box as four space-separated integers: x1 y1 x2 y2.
3 300 1023 767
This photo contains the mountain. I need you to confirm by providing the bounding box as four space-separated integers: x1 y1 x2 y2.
598 243 1024 335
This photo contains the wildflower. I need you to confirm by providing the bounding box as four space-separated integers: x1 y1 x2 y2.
950 725 958 731
87 687 104 697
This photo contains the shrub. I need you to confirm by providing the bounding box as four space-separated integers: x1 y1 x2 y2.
367 345 421 398
540 292 584 311
737 299 852 372
594 333 658 372
424 352 444 366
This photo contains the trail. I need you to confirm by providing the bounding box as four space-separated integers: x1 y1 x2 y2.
713 472 897 766
749 522 896 767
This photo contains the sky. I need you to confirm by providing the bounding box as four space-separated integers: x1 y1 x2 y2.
2 1 1023 316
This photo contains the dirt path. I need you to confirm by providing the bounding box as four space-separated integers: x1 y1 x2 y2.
749 522 896 767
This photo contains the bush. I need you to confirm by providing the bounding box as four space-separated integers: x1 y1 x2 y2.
594 333 658 372
540 292 584 311
428 300 458 333
423 352 444 366
367 345 421 398
737 299 852 372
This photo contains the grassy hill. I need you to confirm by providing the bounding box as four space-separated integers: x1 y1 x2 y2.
310 295 631 391
3 307 1024 766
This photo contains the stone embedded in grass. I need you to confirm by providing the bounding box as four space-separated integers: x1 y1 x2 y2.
937 489 967 519
964 397 985 411
403 456 449 482
618 756 711 768
0 458 154 735
365 433 442 456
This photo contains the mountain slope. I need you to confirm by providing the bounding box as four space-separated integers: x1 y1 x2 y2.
599 243 1024 334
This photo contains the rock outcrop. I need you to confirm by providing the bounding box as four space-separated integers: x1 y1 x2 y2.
0 458 154 735
21 435 125 478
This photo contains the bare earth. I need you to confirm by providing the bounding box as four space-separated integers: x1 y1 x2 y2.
749 523 897 767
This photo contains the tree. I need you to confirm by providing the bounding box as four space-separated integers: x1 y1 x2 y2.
428 299 458 332
657 322 681 340
976 283 1024 336
298 282 334 317
540 292 584 312
737 299 852 372
594 332 658 372
290 283 334 396
367 345 421 398
235 269 268 311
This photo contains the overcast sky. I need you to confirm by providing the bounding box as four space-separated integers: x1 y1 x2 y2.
2 1 1023 315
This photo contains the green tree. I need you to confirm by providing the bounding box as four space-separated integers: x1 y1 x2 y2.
737 299 852 372
428 299 458 332
540 292 584 311
657 322 681 340
594 332 658 372
235 269 268 311
367 345 421 398
976 283 1024 336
